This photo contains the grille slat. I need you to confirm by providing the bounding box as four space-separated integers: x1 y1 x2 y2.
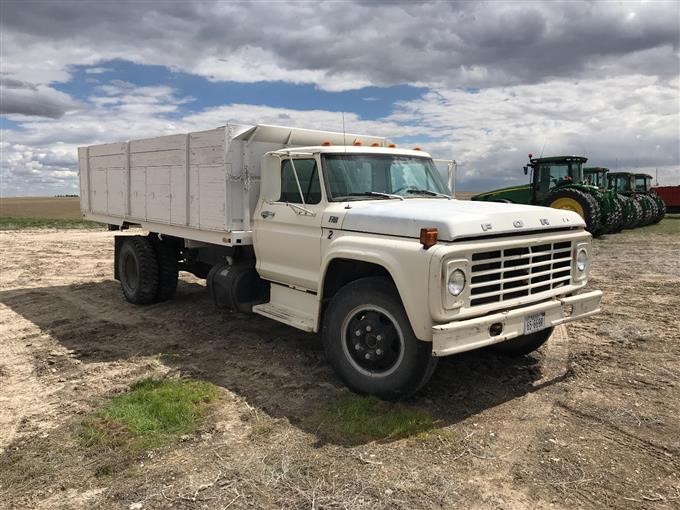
469 241 573 307
470 266 565 288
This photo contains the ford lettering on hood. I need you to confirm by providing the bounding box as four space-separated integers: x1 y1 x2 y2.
336 199 584 241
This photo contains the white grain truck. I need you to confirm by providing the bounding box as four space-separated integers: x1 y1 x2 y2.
78 124 602 398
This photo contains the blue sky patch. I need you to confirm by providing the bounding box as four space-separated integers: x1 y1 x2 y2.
56 60 427 121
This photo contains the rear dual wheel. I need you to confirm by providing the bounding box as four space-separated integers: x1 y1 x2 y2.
118 235 179 305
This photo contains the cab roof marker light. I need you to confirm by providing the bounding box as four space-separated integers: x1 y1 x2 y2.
388 143 397 148
353 140 363 146
370 142 381 147
321 141 332 146
413 147 422 151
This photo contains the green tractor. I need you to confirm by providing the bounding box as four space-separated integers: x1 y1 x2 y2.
634 173 666 224
471 154 611 235
584 167 635 230
607 172 664 226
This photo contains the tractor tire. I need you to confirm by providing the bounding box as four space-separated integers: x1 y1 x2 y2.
602 196 623 234
652 195 666 223
646 196 659 225
629 197 644 228
118 236 159 305
322 277 437 400
637 195 654 226
617 195 635 230
151 234 179 302
547 188 602 235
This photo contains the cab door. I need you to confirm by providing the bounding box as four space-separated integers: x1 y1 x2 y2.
253 156 325 292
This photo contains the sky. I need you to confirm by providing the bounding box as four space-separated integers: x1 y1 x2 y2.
1 0 679 197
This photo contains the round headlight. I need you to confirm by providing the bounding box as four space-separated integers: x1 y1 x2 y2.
576 249 588 272
448 269 466 296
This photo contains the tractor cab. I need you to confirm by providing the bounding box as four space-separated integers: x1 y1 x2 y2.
634 173 653 193
525 155 588 204
584 167 608 190
607 172 635 194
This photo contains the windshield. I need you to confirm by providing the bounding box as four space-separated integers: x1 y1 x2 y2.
322 154 449 200
634 175 650 192
538 160 584 189
608 174 632 192
587 171 603 188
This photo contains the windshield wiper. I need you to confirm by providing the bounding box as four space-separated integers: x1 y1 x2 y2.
404 188 451 199
335 192 405 201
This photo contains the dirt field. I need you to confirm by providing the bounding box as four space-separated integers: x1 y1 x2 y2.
1 220 679 509
0 197 82 219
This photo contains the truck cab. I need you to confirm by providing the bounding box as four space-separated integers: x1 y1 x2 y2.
248 145 601 397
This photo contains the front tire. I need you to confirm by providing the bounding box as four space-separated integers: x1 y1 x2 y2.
492 327 554 356
322 277 437 400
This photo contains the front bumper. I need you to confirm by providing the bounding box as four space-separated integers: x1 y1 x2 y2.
431 290 602 357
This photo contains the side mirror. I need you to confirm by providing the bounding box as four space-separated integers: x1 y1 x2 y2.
523 166 528 175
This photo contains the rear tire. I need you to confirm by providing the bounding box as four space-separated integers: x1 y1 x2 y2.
652 195 666 223
629 197 643 228
492 327 554 356
636 195 654 226
118 236 159 305
547 188 602 235
322 277 437 400
151 235 179 302
602 195 623 234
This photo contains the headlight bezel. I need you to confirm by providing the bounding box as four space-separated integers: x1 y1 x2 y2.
442 259 470 309
573 242 590 281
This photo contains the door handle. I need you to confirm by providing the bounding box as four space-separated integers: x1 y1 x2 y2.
261 210 275 219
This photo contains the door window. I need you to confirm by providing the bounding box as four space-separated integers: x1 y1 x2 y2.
278 159 322 204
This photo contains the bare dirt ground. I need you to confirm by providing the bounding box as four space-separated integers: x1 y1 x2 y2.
1 221 679 509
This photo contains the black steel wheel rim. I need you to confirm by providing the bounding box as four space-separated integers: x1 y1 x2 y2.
342 305 404 376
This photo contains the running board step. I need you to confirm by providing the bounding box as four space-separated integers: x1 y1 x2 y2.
252 284 317 333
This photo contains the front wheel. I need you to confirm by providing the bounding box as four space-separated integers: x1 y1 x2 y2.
491 327 554 356
322 277 437 400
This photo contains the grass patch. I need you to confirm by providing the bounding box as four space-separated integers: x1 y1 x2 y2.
82 378 219 451
307 395 435 444
0 216 103 230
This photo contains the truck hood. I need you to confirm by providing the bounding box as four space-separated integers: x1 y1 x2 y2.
335 199 584 241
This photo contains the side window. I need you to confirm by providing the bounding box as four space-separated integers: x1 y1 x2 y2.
277 159 321 204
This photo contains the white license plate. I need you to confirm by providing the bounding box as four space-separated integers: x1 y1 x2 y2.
524 312 546 335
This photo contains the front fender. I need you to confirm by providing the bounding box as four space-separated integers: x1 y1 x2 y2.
320 232 436 341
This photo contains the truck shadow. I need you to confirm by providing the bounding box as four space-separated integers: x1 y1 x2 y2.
0 278 568 446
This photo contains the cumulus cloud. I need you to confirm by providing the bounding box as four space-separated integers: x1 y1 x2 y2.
1 1 678 89
0 0 678 195
0 77 80 118
2 73 678 196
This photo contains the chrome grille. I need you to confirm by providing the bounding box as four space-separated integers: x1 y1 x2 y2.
469 241 572 307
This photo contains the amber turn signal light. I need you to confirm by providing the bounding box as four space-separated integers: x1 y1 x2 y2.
420 227 438 249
